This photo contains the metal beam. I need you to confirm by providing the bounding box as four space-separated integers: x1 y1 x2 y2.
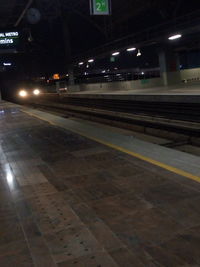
14 0 33 27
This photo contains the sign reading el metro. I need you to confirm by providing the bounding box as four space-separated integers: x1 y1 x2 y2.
0 32 19 45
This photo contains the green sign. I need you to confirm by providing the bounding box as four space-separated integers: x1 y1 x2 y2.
90 0 111 15
110 56 115 62
141 79 149 85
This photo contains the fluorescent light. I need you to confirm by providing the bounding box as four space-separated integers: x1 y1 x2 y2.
78 62 84 65
88 59 94 63
112 52 120 56
127 47 136 52
168 34 182 40
3 63 11 66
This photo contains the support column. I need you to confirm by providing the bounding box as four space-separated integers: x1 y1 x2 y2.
159 48 181 86
68 64 75 86
62 14 75 86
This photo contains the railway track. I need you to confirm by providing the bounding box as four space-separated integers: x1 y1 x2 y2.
19 93 200 146
36 93 200 123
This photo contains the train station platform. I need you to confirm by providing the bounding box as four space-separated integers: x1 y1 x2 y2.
1 101 200 266
68 83 200 103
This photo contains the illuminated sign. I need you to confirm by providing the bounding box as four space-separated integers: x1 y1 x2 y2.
0 31 19 48
53 73 60 80
90 0 111 15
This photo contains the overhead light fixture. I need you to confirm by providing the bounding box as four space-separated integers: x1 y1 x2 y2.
168 34 182 40
112 52 120 56
88 59 94 63
86 64 89 68
3 63 12 66
127 47 136 52
78 62 84 65
141 72 144 75
137 49 141 57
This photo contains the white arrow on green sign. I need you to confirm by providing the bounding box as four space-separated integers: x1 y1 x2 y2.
90 0 111 15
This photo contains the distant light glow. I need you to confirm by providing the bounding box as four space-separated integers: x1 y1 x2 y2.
168 34 182 40
141 72 144 75
79 62 84 65
137 49 141 57
3 63 12 66
102 70 106 73
112 52 120 56
127 47 136 52
33 89 40 95
116 74 121 76
19 90 27 97
88 59 94 63
53 73 60 80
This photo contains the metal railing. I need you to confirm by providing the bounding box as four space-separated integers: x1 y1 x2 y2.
75 70 160 84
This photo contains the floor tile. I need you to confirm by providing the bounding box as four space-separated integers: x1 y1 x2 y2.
57 251 118 267
0 240 34 267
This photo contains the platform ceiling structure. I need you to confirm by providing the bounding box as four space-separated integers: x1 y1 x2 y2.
1 0 200 76
1 0 200 49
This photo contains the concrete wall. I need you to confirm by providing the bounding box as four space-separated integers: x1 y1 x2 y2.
53 67 200 94
162 71 181 86
68 77 164 92
180 68 200 82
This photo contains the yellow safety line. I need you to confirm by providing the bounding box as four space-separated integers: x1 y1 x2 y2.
23 109 200 184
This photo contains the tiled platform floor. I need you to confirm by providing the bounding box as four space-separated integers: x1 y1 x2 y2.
1 102 200 266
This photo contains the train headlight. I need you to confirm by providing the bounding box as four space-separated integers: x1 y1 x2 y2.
33 89 40 95
19 90 27 97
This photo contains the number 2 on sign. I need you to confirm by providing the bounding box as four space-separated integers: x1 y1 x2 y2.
96 2 101 11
